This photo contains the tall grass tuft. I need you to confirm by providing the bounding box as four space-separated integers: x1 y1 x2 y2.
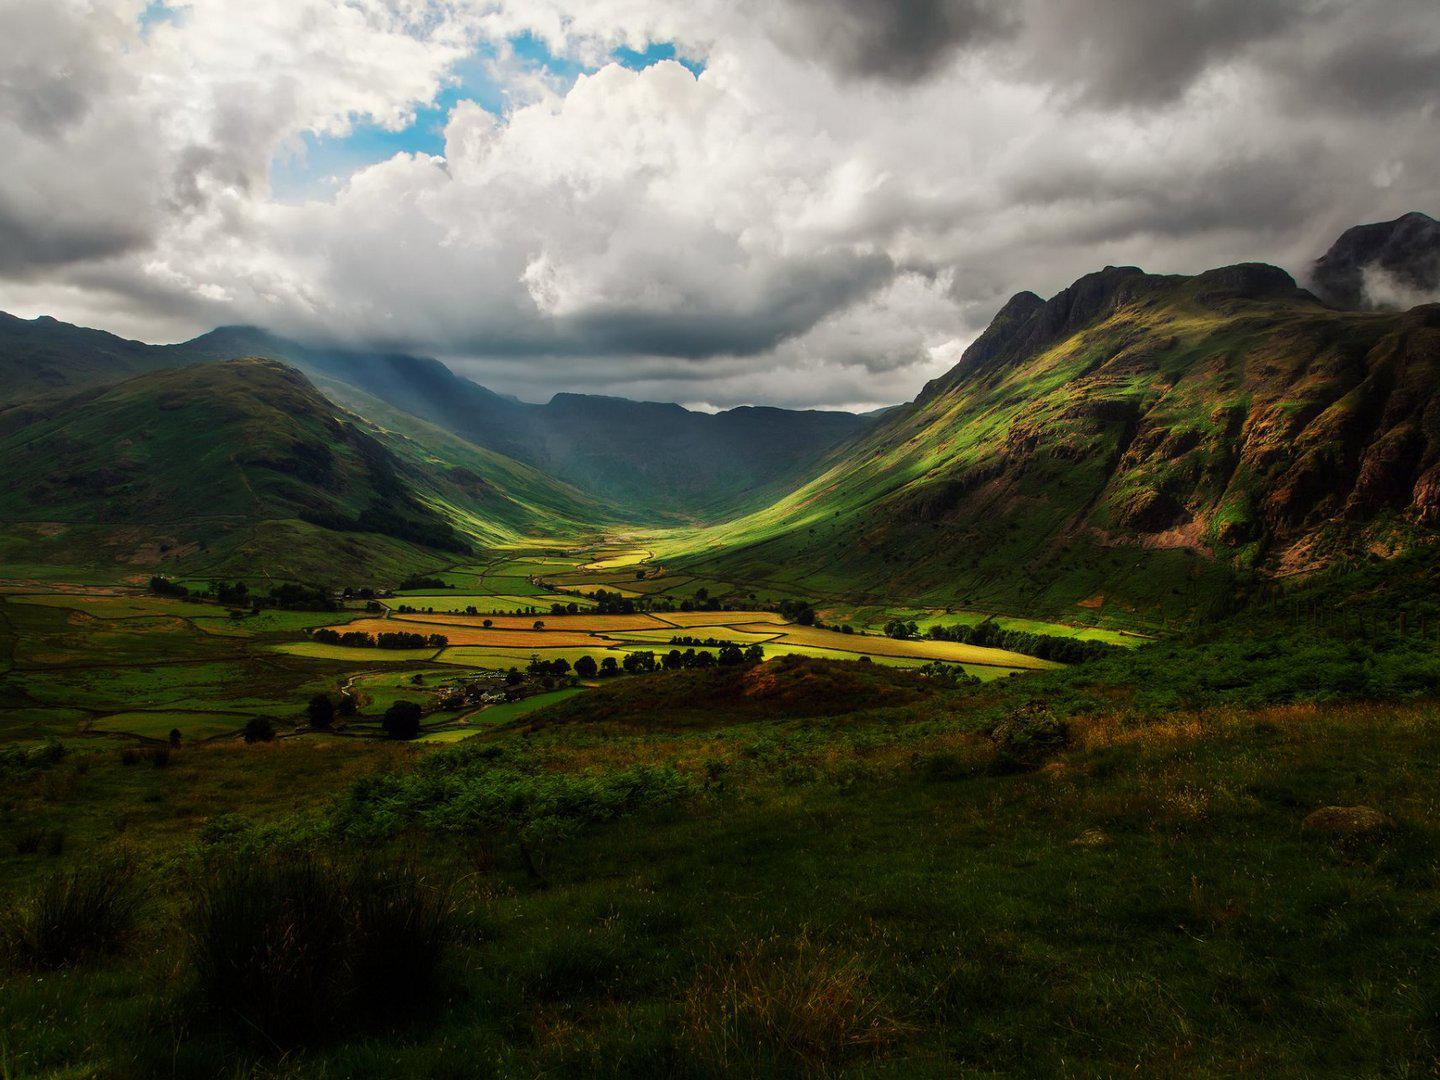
681 933 905 1076
186 852 453 1048
1 857 143 968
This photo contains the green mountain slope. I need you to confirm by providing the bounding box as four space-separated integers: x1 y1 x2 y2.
0 359 602 582
663 263 1440 623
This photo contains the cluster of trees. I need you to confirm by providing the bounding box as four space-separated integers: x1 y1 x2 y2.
149 577 338 611
311 628 448 650
778 599 817 626
397 574 451 591
885 617 1123 664
382 700 422 739
149 576 191 598
915 660 982 688
592 590 639 615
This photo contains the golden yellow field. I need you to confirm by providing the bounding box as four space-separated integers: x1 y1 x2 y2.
391 612 668 632
729 622 1058 668
335 618 617 649
653 610 789 627
580 549 652 570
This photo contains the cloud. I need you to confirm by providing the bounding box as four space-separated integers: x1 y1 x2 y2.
0 0 1438 409
763 0 1014 83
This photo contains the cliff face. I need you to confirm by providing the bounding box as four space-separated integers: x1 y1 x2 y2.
1312 211 1440 311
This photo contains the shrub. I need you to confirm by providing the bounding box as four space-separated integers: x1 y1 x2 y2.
12 828 65 857
681 934 904 1075
1 858 143 968
243 717 276 743
186 853 452 1047
987 702 1068 772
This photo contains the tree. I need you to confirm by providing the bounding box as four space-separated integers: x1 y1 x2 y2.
599 656 619 677
574 655 598 678
483 619 493 628
168 728 183 748
505 667 522 685
243 717 275 743
306 693 335 730
533 619 545 631
382 700 422 740
552 658 571 676
337 694 357 717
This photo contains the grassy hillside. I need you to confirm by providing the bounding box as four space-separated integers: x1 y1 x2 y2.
4 622 1440 1075
0 359 602 583
660 264 1440 625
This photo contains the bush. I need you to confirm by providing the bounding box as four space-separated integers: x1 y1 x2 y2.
186 853 452 1047
987 702 1068 772
12 828 65 857
243 717 275 743
1 858 143 968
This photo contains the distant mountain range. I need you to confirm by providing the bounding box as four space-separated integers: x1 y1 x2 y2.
1 215 1436 604
0 316 871 523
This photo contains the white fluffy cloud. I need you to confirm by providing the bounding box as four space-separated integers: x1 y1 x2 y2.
1 0 1438 408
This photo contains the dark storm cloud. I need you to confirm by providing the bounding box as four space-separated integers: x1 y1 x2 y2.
1283 31 1440 113
1016 0 1305 107
772 0 1014 82
0 209 150 276
563 252 895 359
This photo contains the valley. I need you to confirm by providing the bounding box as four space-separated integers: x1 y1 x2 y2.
3 217 1440 1078
0 539 1086 752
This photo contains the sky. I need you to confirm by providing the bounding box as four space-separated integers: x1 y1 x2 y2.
1 0 1438 411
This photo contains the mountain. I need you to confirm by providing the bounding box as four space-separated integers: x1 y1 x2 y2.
0 358 603 582
668 261 1440 622
0 313 192 399
0 316 870 521
1312 211 1440 310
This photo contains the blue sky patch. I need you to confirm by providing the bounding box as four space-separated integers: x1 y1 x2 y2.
267 33 700 202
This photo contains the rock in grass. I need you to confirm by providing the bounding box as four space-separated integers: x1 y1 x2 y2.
1301 806 1392 836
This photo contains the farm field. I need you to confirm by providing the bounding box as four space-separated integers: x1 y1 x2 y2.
391 611 669 632
0 540 1100 754
390 592 597 613
415 687 587 742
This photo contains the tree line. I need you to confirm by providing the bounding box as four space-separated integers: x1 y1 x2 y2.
885 617 1123 663
311 628 449 650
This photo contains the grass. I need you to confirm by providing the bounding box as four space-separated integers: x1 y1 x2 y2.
90 711 247 740
3 670 1439 1075
1 858 144 969
186 852 453 1048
